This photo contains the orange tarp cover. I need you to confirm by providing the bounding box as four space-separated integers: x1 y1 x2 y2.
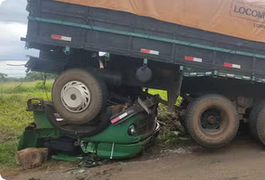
56 0 265 43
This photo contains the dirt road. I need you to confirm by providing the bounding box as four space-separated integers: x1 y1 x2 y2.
3 136 265 180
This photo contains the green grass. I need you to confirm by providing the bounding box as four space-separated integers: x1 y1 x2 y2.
0 141 18 167
149 89 168 100
0 81 53 94
149 89 182 105
0 81 53 169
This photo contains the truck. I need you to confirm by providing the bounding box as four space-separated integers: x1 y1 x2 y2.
23 0 265 149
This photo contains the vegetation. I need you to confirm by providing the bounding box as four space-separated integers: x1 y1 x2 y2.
148 89 188 146
1 72 57 83
0 80 53 169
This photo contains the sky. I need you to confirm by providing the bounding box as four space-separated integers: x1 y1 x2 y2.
0 0 35 61
0 0 35 77
0 60 27 77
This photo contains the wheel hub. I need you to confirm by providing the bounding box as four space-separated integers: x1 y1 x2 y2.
61 81 91 113
201 109 221 130
207 115 217 124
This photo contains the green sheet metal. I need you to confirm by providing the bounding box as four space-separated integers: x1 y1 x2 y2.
18 102 158 160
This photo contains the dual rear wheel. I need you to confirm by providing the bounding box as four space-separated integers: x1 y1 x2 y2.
249 101 265 145
185 94 265 148
185 94 239 148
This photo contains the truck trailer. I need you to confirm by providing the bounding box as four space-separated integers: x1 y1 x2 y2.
23 0 265 148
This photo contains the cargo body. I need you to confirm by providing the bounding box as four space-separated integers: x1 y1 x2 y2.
26 0 265 86
24 0 265 148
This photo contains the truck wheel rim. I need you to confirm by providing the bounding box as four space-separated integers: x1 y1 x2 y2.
61 81 91 113
200 108 226 135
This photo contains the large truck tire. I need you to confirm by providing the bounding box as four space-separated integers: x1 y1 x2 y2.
249 101 265 145
185 94 239 148
52 69 107 124
249 101 265 139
